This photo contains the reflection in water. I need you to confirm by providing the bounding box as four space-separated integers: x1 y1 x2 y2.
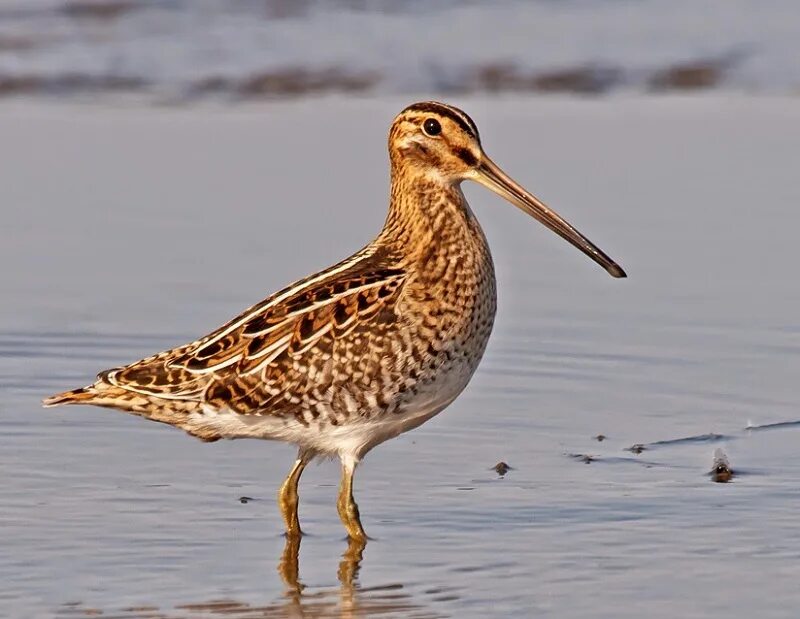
277 535 373 618
56 538 446 619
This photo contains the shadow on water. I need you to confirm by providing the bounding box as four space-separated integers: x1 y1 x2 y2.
567 422 800 479
53 538 447 619
621 423 800 456
745 420 800 432
623 432 732 455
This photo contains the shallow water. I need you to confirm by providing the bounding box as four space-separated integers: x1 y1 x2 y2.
1 96 799 618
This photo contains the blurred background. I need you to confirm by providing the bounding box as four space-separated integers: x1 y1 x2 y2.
0 0 798 102
2 2 800 619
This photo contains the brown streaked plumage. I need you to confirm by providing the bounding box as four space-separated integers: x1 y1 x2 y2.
43 101 625 542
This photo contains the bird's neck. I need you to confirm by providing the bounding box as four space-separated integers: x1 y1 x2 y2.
379 167 484 262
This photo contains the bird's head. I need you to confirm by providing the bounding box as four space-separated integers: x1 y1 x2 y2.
389 101 626 278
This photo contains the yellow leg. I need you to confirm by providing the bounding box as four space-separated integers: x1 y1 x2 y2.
278 457 308 537
336 457 367 542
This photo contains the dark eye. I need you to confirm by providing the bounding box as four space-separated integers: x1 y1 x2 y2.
423 118 441 137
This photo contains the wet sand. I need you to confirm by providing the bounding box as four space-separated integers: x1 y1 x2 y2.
1 96 799 618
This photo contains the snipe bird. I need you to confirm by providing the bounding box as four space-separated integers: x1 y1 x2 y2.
43 101 625 541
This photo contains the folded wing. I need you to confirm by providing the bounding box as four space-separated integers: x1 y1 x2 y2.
101 263 407 414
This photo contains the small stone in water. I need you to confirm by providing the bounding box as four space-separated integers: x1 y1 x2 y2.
239 496 255 504
710 449 734 483
594 434 607 442
492 462 513 476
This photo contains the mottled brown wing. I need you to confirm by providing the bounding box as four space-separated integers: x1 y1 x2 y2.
101 263 407 413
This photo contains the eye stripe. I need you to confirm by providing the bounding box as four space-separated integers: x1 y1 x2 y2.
454 147 478 166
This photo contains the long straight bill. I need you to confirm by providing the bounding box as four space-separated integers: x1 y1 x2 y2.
474 156 626 278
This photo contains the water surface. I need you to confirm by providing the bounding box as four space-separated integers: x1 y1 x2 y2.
1 96 799 618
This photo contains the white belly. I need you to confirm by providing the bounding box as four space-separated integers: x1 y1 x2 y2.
185 355 478 461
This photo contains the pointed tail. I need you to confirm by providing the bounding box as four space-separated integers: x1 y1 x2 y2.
42 386 99 408
42 382 147 412
43 381 219 442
